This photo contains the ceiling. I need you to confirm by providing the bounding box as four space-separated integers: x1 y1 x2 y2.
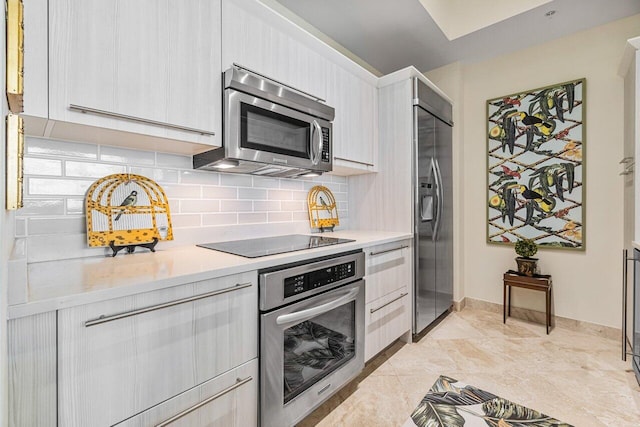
271 0 640 75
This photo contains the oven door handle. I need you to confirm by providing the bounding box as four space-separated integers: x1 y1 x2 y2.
276 287 360 326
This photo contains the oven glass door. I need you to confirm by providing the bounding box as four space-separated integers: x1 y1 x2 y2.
241 103 311 160
283 299 355 403
261 280 364 427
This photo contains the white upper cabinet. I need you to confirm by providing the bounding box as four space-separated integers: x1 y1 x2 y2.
327 64 378 174
25 0 222 150
222 0 378 175
222 0 327 101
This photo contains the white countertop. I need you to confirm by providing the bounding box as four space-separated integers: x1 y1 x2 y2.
632 241 640 251
8 230 412 319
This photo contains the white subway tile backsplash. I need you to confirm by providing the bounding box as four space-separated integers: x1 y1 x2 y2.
181 170 220 185
130 167 180 184
292 211 310 221
268 212 293 222
28 178 94 196
157 152 192 169
254 201 281 212
26 137 98 159
281 201 304 211
66 198 85 215
163 184 202 199
220 200 252 212
180 200 220 213
24 157 63 176
238 188 267 200
65 161 126 178
238 212 267 224
280 179 304 190
291 191 307 201
28 217 86 235
18 140 348 262
334 192 347 201
202 213 238 226
220 173 252 187
202 186 237 200
171 214 203 228
100 146 155 165
253 176 280 188
331 175 347 184
268 189 293 201
18 199 65 216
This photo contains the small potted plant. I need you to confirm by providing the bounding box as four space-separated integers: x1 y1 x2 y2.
514 238 538 276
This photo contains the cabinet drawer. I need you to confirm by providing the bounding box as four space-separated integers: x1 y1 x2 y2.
365 287 410 362
58 271 257 427
116 359 258 427
365 240 411 303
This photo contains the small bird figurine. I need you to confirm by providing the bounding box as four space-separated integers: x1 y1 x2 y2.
114 190 137 221
319 195 330 211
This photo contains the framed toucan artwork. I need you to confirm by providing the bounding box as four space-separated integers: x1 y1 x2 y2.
486 78 585 250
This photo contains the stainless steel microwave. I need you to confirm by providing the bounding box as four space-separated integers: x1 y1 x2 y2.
193 65 335 178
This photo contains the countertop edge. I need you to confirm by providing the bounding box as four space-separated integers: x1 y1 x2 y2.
8 231 412 319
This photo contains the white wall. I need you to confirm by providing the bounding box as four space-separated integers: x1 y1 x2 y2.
427 13 640 328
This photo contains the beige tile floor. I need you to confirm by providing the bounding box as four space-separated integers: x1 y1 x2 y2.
298 307 640 426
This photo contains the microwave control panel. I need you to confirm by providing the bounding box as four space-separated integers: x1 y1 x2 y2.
284 260 355 298
321 128 330 162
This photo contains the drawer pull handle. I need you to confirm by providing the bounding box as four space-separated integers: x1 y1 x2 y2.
85 282 253 327
69 104 216 136
369 245 409 256
155 376 253 427
333 156 374 167
370 292 408 314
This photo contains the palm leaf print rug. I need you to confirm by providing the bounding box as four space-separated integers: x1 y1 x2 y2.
403 376 572 427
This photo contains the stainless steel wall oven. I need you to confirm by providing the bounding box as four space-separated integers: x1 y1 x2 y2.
259 250 365 427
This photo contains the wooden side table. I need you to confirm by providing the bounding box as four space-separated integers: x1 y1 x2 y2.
503 270 553 334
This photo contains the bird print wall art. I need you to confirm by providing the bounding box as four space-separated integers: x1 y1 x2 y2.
486 79 585 249
85 173 173 255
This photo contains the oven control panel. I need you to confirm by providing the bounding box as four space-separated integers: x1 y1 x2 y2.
284 261 355 298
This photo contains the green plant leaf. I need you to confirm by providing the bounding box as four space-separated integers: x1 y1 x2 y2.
481 398 573 426
410 402 465 427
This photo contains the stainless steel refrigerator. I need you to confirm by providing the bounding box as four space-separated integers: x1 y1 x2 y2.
413 77 454 336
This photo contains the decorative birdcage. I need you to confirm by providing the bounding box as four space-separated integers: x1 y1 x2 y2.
307 185 339 232
86 173 173 256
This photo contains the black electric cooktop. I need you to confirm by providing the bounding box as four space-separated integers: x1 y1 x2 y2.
197 234 355 258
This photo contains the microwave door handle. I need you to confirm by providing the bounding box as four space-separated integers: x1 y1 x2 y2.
311 120 322 166
275 287 360 327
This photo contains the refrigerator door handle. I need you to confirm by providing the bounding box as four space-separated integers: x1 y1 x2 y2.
432 159 444 241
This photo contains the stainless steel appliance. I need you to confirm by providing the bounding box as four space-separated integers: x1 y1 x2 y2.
259 250 365 427
193 65 334 178
413 77 454 335
197 234 355 258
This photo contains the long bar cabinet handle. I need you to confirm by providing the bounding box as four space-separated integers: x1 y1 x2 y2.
370 292 408 314
85 282 252 327
69 104 216 136
369 245 409 256
155 376 253 427
622 249 636 361
333 157 375 167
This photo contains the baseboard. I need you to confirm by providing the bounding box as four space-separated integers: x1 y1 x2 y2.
461 297 620 341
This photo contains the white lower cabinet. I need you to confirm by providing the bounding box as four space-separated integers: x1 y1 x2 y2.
364 240 412 361
116 359 258 427
57 271 257 427
365 287 410 361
